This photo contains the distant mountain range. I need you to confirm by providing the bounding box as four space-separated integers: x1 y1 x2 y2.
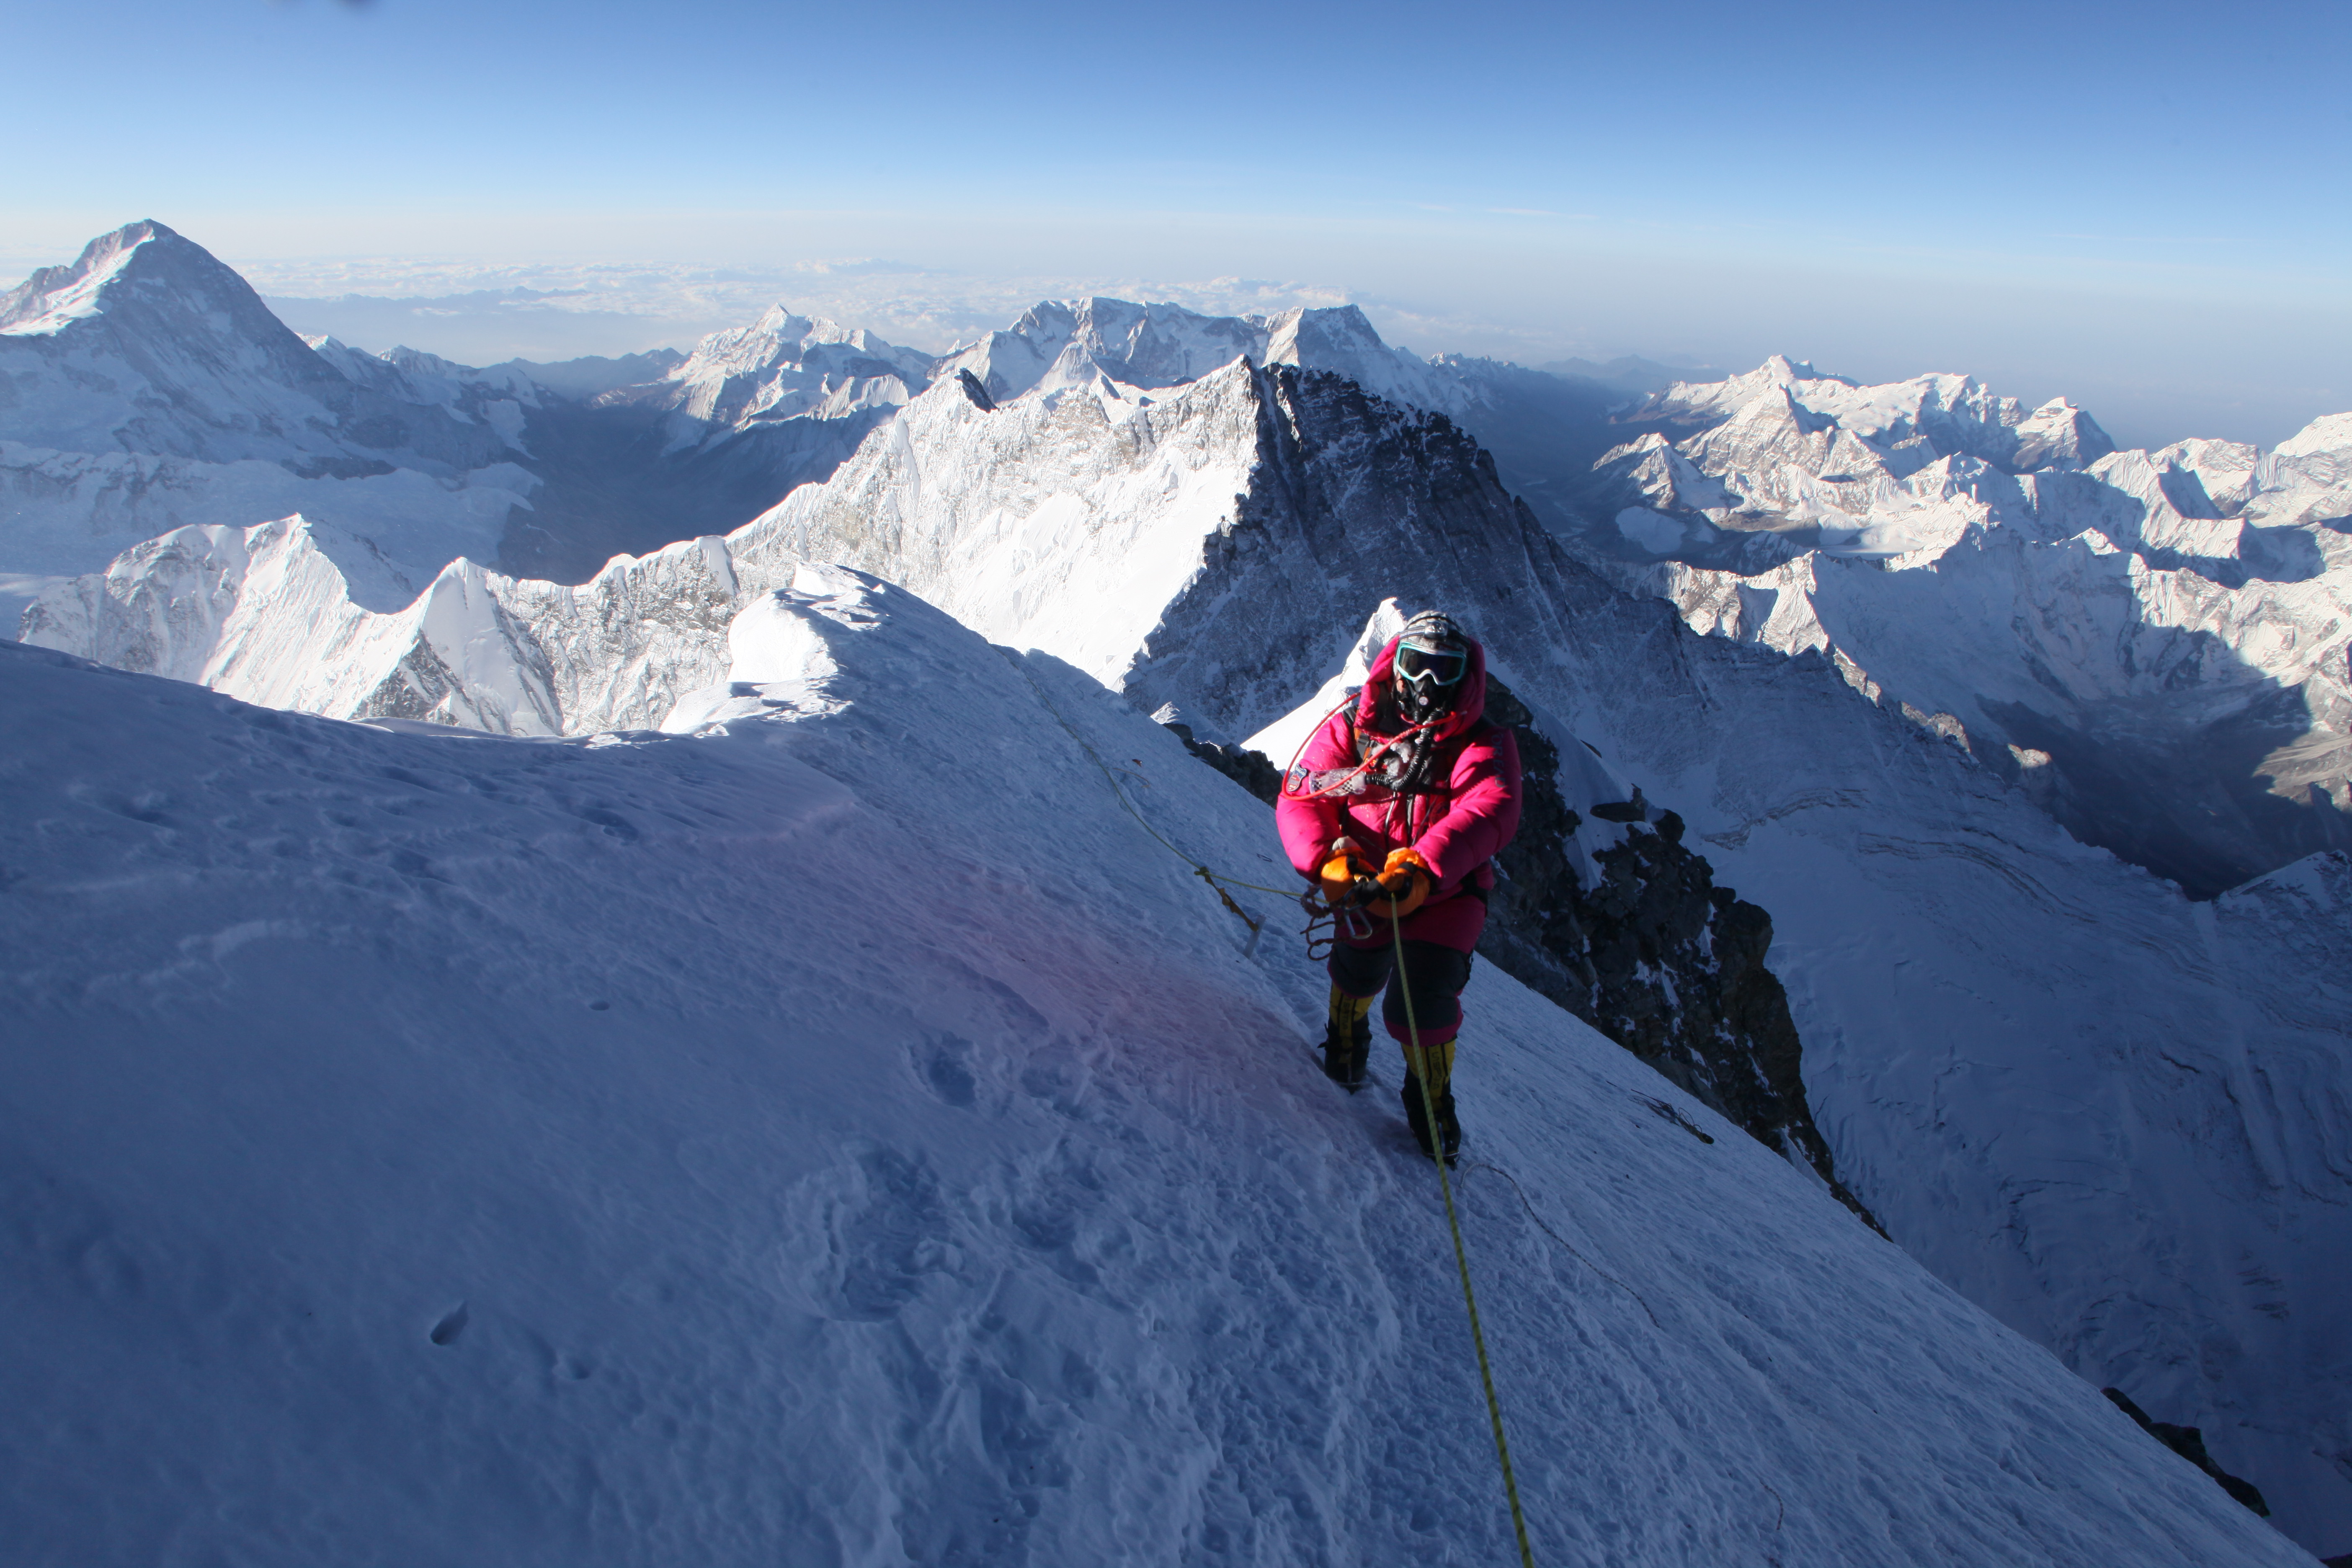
12 220 2344 900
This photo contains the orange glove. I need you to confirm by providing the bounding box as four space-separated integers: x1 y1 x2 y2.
1318 837 1374 909
1364 848 1434 918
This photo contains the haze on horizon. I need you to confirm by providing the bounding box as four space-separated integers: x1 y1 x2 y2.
8 0 2347 451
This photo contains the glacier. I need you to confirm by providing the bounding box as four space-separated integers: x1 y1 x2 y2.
0 575 2316 1567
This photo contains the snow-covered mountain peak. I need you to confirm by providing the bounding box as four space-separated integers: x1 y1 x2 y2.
0 219 206 337
0 224 559 581
671 303 820 379
1579 350 2352 899
11 512 566 731
0 220 529 483
1027 339 1159 415
932 296 1266 405
629 304 930 441
1636 353 1842 422
666 303 928 385
1261 304 1480 420
2149 436 2264 514
2012 394 2115 470
0 219 351 398
2272 411 2352 485
1627 359 2116 478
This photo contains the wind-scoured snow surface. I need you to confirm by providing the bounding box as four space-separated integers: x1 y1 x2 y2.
0 572 2308 1567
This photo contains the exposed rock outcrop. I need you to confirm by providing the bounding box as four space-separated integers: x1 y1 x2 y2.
1474 677 1883 1232
1161 722 1281 805
2103 1388 2271 1517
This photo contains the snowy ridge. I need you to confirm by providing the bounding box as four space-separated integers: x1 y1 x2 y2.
1627 354 2114 477
18 362 1268 735
304 336 547 454
0 227 148 335
931 297 1270 404
17 358 1449 735
17 516 559 732
0 582 2313 1566
26 347 2352 1547
0 222 1560 588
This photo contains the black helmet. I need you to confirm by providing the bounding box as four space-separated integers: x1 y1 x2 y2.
1392 611 1470 722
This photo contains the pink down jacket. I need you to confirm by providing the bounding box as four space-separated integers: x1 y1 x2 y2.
1274 631 1522 952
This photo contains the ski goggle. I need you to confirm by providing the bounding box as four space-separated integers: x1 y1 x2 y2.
1395 642 1467 688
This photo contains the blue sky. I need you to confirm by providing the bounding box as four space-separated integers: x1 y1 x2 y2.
10 0 2349 446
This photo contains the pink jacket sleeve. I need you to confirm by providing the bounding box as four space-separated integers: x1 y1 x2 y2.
1274 709 1357 878
1411 726 1522 894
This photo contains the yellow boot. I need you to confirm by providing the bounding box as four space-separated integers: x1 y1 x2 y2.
1321 986 1375 1091
1401 1037 1460 1164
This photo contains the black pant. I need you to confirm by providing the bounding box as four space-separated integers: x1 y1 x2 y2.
1328 939 1473 1044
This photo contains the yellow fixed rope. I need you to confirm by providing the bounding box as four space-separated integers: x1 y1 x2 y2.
1392 902 1539 1568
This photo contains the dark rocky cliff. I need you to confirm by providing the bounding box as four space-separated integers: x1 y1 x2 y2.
1476 678 1883 1233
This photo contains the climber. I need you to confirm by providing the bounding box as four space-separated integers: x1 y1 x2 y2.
1277 611 1522 1164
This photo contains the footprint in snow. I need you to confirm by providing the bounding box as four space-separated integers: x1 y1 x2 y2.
428 1302 469 1346
911 1033 978 1108
828 1148 952 1321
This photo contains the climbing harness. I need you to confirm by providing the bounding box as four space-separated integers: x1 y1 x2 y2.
1390 901 1539 1568
1298 896 1372 962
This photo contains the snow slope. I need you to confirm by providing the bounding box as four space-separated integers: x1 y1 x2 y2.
0 576 2313 1567
25 358 2352 1550
1574 357 2352 896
